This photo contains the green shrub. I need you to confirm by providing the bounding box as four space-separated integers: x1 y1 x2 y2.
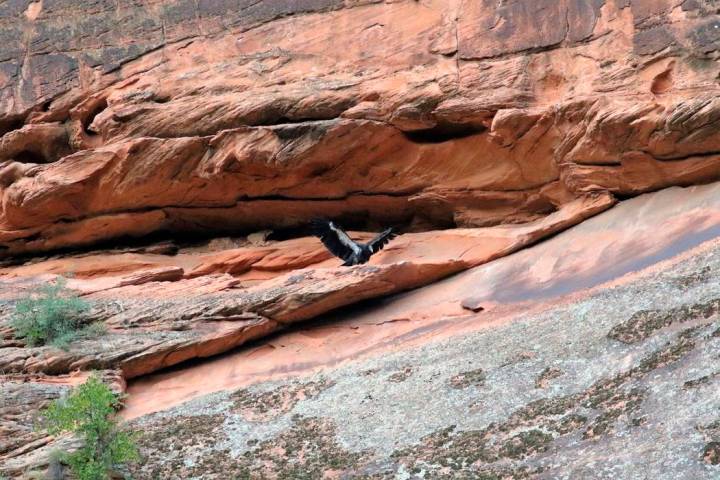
41 375 139 480
10 276 100 348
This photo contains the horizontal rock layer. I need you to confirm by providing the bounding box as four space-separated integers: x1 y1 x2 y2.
0 194 609 476
0 193 612 379
5 178 718 478
0 0 718 254
1 0 720 477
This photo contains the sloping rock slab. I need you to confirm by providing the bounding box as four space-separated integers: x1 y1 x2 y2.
0 193 612 379
0 262 463 379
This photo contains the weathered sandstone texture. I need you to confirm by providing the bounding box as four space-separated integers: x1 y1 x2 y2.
3 180 716 479
2 0 720 477
0 193 611 476
0 0 718 255
121 235 720 480
120 181 720 419
0 193 607 375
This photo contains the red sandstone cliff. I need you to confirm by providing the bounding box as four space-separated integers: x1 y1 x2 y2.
2 1 720 478
0 0 718 255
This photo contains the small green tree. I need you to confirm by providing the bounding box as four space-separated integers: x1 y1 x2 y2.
42 375 139 480
10 276 99 348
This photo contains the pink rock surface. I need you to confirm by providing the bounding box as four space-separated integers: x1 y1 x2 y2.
122 181 720 419
1 0 720 475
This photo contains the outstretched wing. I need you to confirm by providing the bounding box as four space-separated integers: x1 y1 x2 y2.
310 219 361 262
366 227 397 254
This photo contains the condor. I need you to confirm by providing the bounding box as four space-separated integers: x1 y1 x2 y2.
310 219 397 266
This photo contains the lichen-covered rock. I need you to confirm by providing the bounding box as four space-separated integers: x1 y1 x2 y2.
119 210 720 479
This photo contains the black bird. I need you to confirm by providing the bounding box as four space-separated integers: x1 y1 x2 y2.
310 219 397 266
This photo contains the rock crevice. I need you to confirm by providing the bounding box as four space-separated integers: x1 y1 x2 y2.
0 0 718 255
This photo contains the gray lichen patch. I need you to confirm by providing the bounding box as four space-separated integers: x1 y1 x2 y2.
683 371 720 389
698 420 720 466
535 367 563 389
238 416 369 478
608 297 720 344
131 413 227 478
119 242 720 479
704 442 720 465
672 266 713 289
449 368 486 389
231 378 334 422
389 324 707 477
388 366 414 383
130 414 369 479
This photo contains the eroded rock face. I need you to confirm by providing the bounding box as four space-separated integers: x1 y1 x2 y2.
119 181 720 420
0 0 718 254
0 192 612 477
1 1 720 477
117 190 720 479
0 191 608 467
0 193 609 379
